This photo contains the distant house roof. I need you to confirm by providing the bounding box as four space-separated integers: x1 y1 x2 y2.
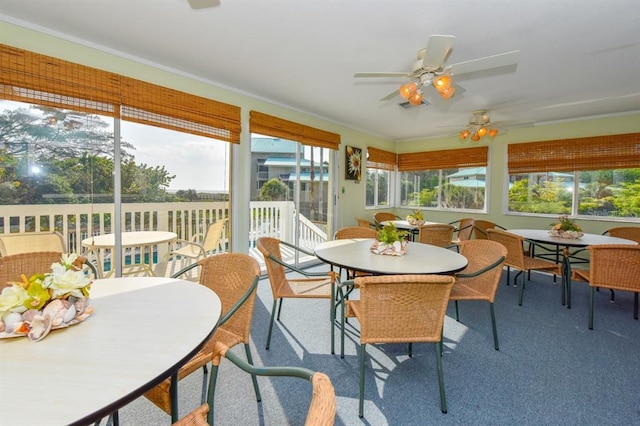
447 167 486 179
264 157 329 168
287 173 329 182
251 137 299 154
449 179 486 188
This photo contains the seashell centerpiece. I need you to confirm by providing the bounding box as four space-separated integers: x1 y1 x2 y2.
548 215 583 239
406 209 425 226
372 223 409 256
0 253 93 342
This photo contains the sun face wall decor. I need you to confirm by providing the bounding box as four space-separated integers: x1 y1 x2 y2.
345 145 362 181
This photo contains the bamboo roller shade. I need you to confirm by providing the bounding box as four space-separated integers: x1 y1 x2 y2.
397 146 488 172
0 44 241 143
508 133 640 174
250 111 340 150
367 147 396 171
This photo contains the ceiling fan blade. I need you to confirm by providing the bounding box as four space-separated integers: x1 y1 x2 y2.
354 72 411 78
379 89 400 101
447 50 520 76
421 35 455 69
188 0 220 9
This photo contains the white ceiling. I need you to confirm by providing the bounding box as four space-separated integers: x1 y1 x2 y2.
1 0 640 141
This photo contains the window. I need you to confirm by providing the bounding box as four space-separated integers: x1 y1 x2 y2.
366 147 395 208
0 45 237 275
249 111 339 256
397 147 488 211
507 134 640 219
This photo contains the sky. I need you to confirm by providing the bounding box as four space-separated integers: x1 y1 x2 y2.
122 121 229 192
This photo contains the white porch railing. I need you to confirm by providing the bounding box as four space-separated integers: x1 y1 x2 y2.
0 201 328 272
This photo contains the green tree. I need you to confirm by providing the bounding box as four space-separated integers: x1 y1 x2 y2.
259 178 288 201
613 179 640 217
1 103 176 204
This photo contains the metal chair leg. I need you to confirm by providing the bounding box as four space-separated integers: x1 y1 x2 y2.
169 372 179 423
490 303 499 351
276 298 283 321
435 341 447 414
244 343 262 402
266 299 278 350
207 364 220 425
359 343 367 418
589 286 595 330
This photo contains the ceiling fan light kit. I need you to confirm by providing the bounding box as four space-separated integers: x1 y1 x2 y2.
459 109 499 141
354 34 520 108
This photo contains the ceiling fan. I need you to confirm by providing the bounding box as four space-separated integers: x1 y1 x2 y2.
458 110 500 141
187 0 221 9
354 35 520 106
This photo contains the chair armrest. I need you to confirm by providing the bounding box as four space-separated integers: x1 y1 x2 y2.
266 253 334 279
279 240 315 257
81 257 100 279
170 261 200 278
456 256 506 279
215 341 315 380
217 275 259 327
170 239 205 256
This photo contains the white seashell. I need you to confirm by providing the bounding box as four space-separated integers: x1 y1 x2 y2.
2 312 23 333
42 299 71 327
74 297 90 315
27 314 52 342
392 241 402 252
63 304 77 323
22 309 39 323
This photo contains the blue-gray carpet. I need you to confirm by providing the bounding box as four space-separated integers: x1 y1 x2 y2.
118 268 640 425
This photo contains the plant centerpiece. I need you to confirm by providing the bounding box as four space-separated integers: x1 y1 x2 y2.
406 209 425 226
370 223 408 256
548 215 584 239
0 254 94 342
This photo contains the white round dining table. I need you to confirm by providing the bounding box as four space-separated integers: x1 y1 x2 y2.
0 276 221 426
314 238 468 275
82 231 178 277
507 229 638 248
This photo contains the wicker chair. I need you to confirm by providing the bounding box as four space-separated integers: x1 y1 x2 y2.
144 253 262 423
603 226 640 244
168 219 228 275
343 274 455 417
0 251 98 290
473 220 506 240
450 240 507 350
256 237 337 353
172 404 209 426
373 211 400 226
0 231 66 256
417 224 456 248
570 245 640 330
355 217 376 229
198 342 336 426
449 218 475 243
334 226 378 280
487 229 561 306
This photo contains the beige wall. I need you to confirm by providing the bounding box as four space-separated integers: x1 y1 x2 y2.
2 21 638 241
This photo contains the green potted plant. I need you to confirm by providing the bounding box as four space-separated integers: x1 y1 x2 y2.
406 209 425 226
371 223 408 256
